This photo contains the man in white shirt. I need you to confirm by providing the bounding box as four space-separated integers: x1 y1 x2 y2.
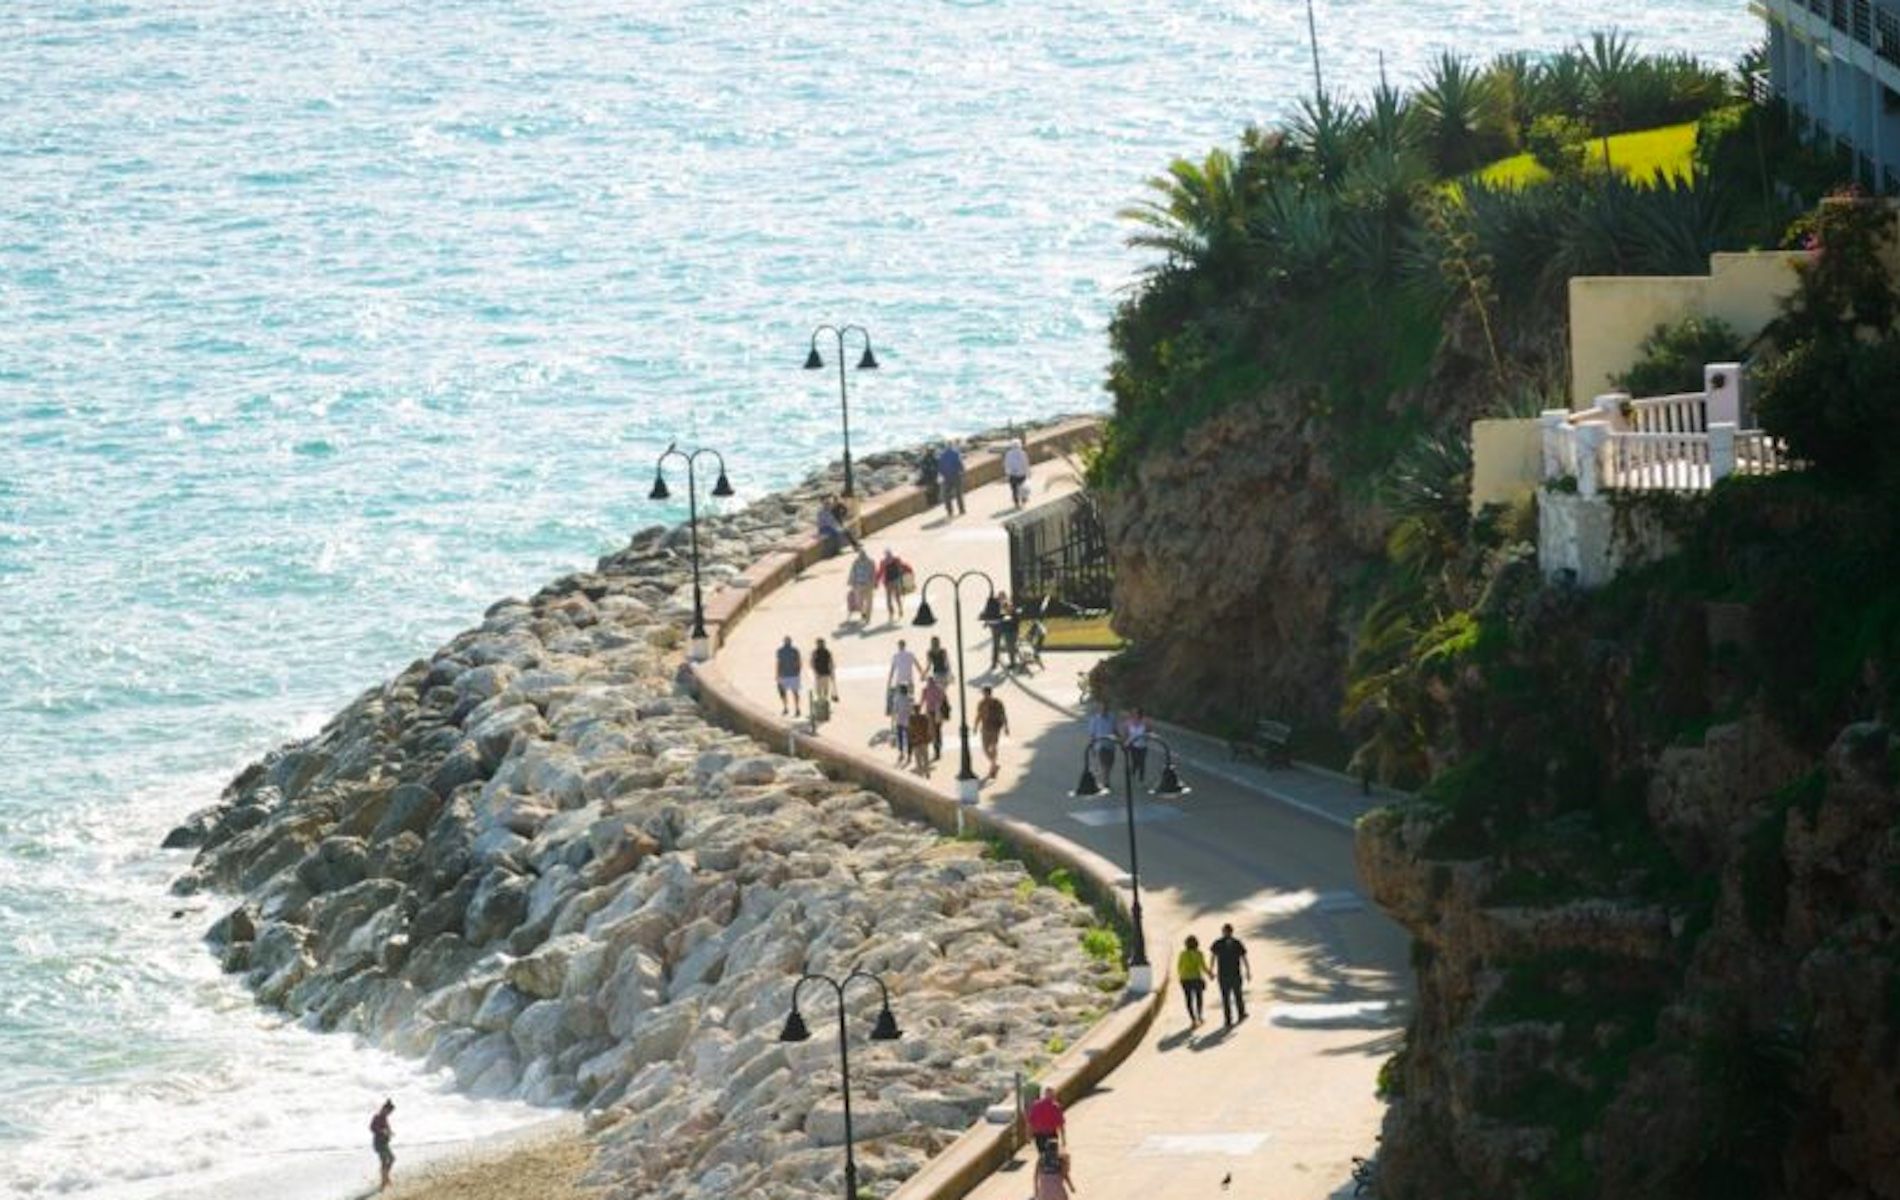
887 640 920 749
1002 440 1031 509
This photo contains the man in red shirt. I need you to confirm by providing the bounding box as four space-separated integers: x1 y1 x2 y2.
1026 1085 1065 1157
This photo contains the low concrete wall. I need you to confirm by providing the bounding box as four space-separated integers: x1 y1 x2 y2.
688 416 1169 1200
1568 250 1808 406
1536 487 1684 588
1470 417 1543 515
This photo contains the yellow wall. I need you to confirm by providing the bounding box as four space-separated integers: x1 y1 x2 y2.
1470 418 1544 514
1567 251 1809 405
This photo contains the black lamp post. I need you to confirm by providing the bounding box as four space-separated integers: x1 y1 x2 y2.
803 324 879 499
779 968 903 1200
648 441 734 662
1071 733 1190 977
911 569 995 804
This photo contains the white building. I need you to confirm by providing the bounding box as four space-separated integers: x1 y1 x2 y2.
1758 0 1900 192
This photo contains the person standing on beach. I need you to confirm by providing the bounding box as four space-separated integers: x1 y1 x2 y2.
1177 935 1209 1026
975 686 1009 779
775 636 803 717
1003 438 1031 509
370 1099 395 1192
936 442 966 518
1209 923 1252 1027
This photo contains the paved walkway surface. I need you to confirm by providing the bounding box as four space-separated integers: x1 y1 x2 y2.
715 462 1409 1200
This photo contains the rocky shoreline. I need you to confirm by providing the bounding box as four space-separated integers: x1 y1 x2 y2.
162 420 1114 1198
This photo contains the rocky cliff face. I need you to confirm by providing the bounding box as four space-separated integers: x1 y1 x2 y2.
163 432 1113 1199
1360 710 1900 1198
1096 398 1386 732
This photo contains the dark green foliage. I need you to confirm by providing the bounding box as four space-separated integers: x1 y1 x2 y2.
1612 316 1745 397
1688 1022 1804 1198
1758 197 1900 493
1414 52 1511 177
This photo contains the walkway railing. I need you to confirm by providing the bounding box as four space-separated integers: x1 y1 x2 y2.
1539 361 1793 496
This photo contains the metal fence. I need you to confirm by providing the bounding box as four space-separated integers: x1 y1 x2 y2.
1004 492 1113 613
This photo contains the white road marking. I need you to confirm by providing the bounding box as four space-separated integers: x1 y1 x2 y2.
1265 1000 1399 1029
1133 1133 1270 1158
1068 804 1185 827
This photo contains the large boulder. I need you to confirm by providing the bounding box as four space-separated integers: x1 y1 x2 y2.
463 868 532 946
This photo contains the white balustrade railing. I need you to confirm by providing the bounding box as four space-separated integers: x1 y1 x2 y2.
1537 361 1791 496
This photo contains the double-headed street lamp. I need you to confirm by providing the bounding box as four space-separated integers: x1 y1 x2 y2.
803 324 879 499
648 441 734 663
911 569 995 804
1072 733 1190 985
780 968 903 1200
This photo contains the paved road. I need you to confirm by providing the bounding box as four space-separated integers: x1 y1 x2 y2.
715 460 1408 1200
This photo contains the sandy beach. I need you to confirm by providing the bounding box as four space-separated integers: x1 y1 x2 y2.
147 1118 594 1200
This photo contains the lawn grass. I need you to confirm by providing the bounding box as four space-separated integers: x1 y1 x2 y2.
1475 122 1699 190
1040 615 1126 652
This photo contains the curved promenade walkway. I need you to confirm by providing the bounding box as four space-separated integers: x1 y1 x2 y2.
712 459 1408 1200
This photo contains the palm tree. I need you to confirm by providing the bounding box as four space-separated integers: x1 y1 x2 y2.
1414 52 1502 177
1118 148 1251 276
1583 29 1639 139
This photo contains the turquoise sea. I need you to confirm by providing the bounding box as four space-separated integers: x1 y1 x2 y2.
0 2 1756 1194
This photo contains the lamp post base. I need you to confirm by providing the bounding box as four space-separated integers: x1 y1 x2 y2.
689 633 711 663
957 775 980 805
1125 963 1155 995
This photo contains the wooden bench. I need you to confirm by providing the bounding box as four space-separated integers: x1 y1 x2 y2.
1229 719 1294 767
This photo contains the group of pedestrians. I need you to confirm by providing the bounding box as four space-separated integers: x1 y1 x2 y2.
1081 702 1154 783
843 546 914 625
916 436 1032 520
1175 923 1253 1029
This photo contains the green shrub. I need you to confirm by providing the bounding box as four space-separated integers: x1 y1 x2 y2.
1046 867 1079 900
1526 114 1591 179
1612 316 1744 397
1080 924 1122 967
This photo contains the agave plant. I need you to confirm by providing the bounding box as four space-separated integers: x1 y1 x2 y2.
1118 148 1252 276
1249 181 1339 289
1290 91 1366 189
1365 74 1416 159
1414 52 1505 176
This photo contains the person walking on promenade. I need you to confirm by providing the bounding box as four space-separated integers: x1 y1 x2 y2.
1033 1146 1077 1200
1085 701 1118 782
1026 1085 1066 1156
982 592 1014 671
936 442 967 518
1177 934 1210 1026
775 636 803 717
847 548 876 624
1121 707 1152 783
877 548 910 621
920 673 949 761
975 686 1009 779
926 635 952 689
1210 923 1252 1027
811 638 837 705
370 1099 396 1192
1003 438 1031 509
888 639 920 758
907 701 935 776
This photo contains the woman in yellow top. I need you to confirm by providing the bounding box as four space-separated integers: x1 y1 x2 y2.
1176 934 1210 1026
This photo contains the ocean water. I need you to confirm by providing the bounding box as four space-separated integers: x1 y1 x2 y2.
0 1 1756 1195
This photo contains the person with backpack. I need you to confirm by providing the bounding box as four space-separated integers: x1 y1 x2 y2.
920 674 949 761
